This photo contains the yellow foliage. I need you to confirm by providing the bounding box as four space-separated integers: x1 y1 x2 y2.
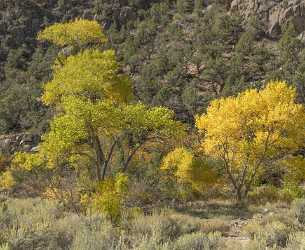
37 19 107 47
196 80 305 199
161 148 194 181
0 170 16 189
196 80 305 170
42 187 68 201
88 174 129 222
12 152 45 171
161 148 219 191
281 156 305 183
42 49 133 105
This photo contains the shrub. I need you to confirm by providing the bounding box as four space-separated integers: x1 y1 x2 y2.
88 174 129 223
69 215 117 250
0 171 15 190
200 219 231 234
248 185 280 204
292 199 305 225
285 232 305 250
0 198 68 249
0 243 9 250
243 220 291 248
126 210 203 248
279 183 305 203
131 235 170 250
171 232 221 250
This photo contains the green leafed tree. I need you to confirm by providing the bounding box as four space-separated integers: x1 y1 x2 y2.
14 19 184 182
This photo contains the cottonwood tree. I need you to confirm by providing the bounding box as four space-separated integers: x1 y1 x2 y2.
14 19 184 182
196 81 305 202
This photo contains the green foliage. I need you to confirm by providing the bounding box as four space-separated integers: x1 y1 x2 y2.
2 1 305 136
13 19 184 189
0 47 55 133
177 0 194 14
279 182 305 203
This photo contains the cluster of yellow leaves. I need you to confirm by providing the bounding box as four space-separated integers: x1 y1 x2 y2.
87 173 129 222
0 170 15 189
37 19 107 47
282 156 305 183
13 95 184 171
12 151 45 171
196 81 305 171
161 148 219 191
161 148 194 180
42 49 133 105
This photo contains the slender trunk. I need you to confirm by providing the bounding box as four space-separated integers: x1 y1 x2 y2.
122 142 145 172
235 185 248 207
92 134 105 181
101 140 118 180
236 188 243 203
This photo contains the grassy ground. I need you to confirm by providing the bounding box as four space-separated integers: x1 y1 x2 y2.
1 196 305 249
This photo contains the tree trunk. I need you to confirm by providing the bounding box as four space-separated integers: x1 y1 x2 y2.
92 134 105 181
235 185 247 206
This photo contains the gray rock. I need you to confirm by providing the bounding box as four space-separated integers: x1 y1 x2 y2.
231 0 305 38
0 133 39 154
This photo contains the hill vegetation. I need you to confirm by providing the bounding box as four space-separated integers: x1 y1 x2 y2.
0 1 305 250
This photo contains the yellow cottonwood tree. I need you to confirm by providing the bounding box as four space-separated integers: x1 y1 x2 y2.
196 81 305 201
14 19 184 183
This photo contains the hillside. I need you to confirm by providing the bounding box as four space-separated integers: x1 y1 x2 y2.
1 0 305 134
0 2 305 250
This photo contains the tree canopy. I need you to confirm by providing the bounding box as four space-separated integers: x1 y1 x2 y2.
196 81 305 201
37 19 108 48
14 19 185 183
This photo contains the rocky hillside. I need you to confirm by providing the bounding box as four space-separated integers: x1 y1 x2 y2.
231 0 305 38
0 0 305 135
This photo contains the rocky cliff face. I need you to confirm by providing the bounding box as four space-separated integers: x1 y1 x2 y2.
231 0 305 38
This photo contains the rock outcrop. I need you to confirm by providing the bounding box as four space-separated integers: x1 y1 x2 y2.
231 0 305 38
0 133 40 155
